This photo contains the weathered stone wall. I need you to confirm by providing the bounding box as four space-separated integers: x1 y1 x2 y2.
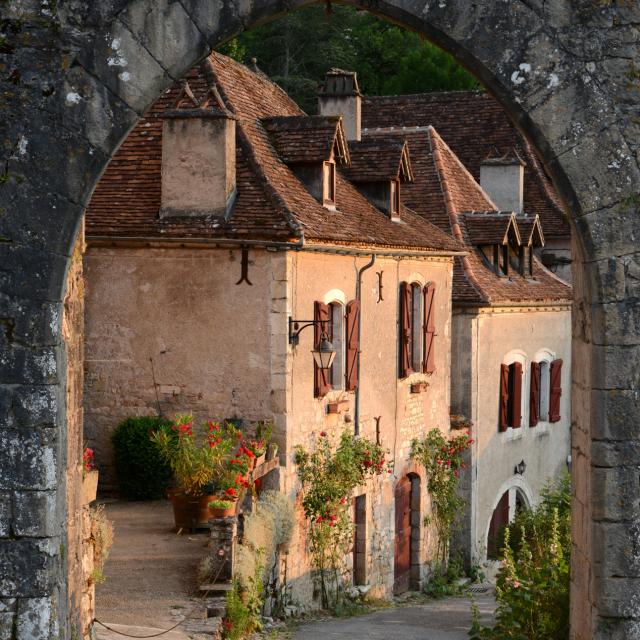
2 0 640 636
63 228 87 637
83 245 276 493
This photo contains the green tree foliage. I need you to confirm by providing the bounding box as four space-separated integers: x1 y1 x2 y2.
219 5 479 113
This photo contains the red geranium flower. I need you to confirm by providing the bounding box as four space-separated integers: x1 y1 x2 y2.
225 487 238 497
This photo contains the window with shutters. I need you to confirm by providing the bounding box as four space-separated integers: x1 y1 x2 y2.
411 284 422 372
329 302 344 390
539 360 550 421
399 281 436 379
499 353 526 432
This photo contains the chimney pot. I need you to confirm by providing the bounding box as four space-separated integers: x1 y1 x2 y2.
318 68 362 141
480 149 525 213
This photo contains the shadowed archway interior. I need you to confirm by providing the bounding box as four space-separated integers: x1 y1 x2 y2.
1 1 639 637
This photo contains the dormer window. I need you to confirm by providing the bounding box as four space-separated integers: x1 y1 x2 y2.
390 179 401 220
323 161 336 207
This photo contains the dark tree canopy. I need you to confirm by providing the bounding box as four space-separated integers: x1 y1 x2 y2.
219 5 479 113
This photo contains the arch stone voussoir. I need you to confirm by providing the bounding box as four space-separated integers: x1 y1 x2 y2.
1 0 640 637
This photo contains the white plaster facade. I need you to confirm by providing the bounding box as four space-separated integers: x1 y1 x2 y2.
451 304 572 565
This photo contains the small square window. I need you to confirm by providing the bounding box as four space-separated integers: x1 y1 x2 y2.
323 161 336 206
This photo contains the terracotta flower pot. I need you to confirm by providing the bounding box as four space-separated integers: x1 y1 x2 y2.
170 493 216 530
209 503 237 518
81 470 99 505
254 453 266 468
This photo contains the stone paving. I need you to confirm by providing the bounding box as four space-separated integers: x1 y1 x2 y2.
290 592 496 640
94 500 210 639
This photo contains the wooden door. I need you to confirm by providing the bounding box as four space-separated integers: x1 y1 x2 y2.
487 491 509 558
394 476 412 594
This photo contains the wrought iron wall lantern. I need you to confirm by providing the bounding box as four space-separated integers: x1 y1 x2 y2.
288 317 336 369
514 459 527 476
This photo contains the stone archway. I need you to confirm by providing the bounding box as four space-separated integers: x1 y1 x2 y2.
1 1 639 637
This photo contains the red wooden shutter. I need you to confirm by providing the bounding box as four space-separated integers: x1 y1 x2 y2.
345 300 360 391
530 362 540 427
499 364 509 432
313 301 331 398
549 359 563 423
422 283 436 374
399 282 412 378
510 362 523 428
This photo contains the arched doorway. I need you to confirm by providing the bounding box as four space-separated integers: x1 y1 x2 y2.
487 487 529 560
2 2 637 637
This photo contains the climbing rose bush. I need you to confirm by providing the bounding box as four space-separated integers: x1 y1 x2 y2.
411 428 473 563
294 430 391 609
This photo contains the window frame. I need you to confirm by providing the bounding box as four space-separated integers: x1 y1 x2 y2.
410 282 423 373
329 300 345 390
323 161 336 207
390 179 401 219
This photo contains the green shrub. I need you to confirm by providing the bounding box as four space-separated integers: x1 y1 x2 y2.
469 472 571 640
111 416 174 500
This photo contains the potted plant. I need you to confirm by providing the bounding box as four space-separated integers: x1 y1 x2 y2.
151 416 239 529
81 447 99 505
208 498 237 518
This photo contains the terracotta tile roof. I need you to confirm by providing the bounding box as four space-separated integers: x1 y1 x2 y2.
362 92 570 239
516 215 545 247
342 138 413 183
261 115 350 165
364 124 570 305
463 213 520 246
86 54 462 254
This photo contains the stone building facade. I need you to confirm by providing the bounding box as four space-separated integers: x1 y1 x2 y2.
357 94 573 566
83 54 463 604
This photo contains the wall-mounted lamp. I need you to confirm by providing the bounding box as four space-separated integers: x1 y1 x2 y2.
566 454 572 472
288 317 336 369
514 459 527 476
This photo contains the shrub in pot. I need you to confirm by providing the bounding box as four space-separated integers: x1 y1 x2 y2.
151 416 244 528
112 416 173 500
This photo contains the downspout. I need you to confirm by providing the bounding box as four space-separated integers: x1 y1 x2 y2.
354 254 376 436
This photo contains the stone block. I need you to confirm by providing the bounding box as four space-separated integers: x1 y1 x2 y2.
0 598 15 640
593 521 640 580
0 539 57 597
12 492 57 537
592 390 640 441
591 345 640 391
0 496 10 538
592 467 640 523
0 430 57 491
15 597 52 640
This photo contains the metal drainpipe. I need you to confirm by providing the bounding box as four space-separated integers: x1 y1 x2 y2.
354 254 376 436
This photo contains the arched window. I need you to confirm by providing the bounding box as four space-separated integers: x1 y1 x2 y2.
330 301 345 390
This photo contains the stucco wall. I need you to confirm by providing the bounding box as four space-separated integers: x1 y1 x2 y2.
83 246 277 493
453 306 571 564
282 251 454 601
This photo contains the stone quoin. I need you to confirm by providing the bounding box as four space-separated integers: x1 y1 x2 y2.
0 1 639 639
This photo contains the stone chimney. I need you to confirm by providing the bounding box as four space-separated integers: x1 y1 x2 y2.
160 81 237 219
480 149 525 213
318 68 362 142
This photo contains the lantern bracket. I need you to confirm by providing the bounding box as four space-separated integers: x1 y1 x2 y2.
288 317 329 346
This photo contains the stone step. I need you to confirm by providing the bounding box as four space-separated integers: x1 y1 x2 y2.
198 582 234 596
